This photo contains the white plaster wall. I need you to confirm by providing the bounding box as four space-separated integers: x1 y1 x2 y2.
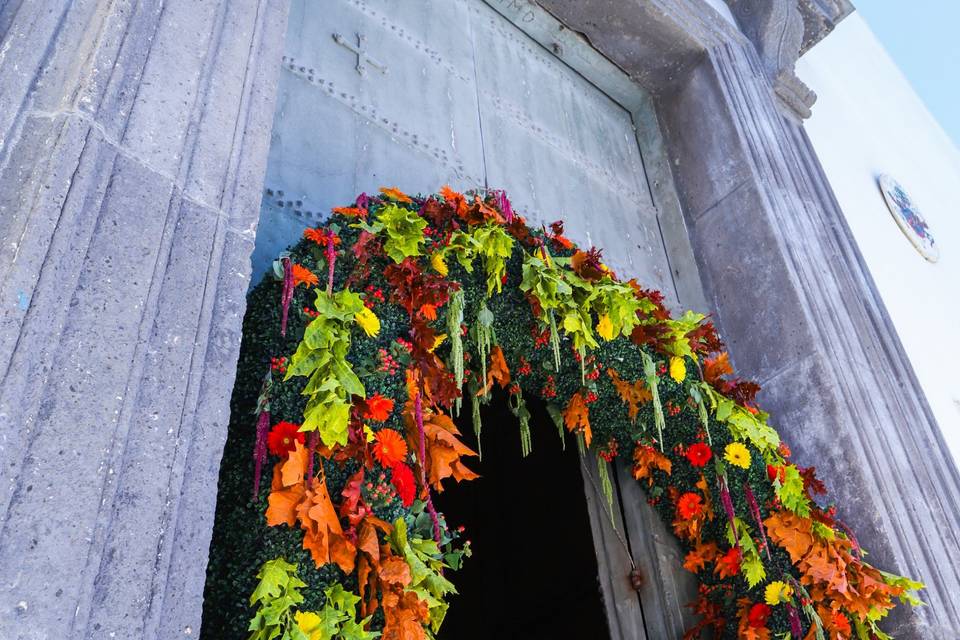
796 14 960 464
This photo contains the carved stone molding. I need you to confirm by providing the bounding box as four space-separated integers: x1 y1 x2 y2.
798 0 856 54
724 0 816 119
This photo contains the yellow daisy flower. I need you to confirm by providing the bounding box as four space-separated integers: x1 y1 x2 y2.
431 252 449 276
669 356 686 383
354 306 380 337
764 580 793 606
295 611 322 640
724 442 751 469
597 314 615 341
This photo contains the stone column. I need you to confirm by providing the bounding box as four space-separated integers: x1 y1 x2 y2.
0 1 288 638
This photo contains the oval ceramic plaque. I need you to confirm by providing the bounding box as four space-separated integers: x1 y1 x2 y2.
878 174 939 262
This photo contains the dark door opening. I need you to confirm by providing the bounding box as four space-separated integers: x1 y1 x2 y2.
434 394 610 639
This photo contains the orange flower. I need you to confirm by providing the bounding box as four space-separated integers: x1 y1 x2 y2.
292 263 318 288
831 611 852 635
677 492 704 520
364 393 395 422
303 228 341 247
419 304 437 320
331 205 365 218
373 429 408 467
379 186 413 203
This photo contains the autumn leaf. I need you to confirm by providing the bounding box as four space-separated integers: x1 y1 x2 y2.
265 463 305 527
683 542 720 573
298 474 356 573
562 391 592 448
703 351 734 386
281 440 310 487
631 443 671 485
379 186 413 203
404 401 478 491
477 345 510 396
764 510 815 563
608 369 652 421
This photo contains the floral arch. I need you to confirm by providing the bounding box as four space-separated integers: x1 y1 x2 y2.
202 187 921 640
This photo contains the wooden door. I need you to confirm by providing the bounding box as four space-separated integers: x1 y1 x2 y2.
254 1 702 637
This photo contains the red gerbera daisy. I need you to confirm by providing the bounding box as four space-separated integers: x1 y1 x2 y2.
390 461 416 506
684 442 712 467
677 492 704 520
373 429 408 467
364 393 395 422
267 421 305 456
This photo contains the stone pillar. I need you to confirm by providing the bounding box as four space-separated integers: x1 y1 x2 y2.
0 1 288 638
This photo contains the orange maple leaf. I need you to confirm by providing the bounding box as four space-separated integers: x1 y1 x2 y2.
683 541 720 573
631 443 672 485
439 185 468 217
608 369 652 421
563 391 592 448
764 510 815 563
379 186 413 203
703 351 734 387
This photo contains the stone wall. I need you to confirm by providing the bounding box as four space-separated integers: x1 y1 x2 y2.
0 1 287 638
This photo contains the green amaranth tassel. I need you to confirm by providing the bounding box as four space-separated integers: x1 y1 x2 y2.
642 351 666 451
508 390 532 457
471 388 484 460
447 288 465 416
546 404 566 451
475 302 495 400
578 344 586 385
547 309 561 372
597 454 616 528
689 383 712 445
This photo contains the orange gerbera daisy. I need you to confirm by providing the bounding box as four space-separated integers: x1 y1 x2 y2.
373 429 408 467
303 228 341 247
363 393 395 422
291 263 318 288
677 491 704 520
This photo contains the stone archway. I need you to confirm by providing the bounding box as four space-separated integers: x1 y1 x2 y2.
0 1 956 638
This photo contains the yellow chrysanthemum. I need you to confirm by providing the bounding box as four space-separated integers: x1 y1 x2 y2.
295 611 322 640
724 442 752 469
669 356 686 383
354 306 380 337
431 252 449 276
597 314 615 341
764 580 793 606
362 424 376 443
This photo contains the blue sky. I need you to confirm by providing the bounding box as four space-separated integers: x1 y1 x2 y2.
856 0 960 149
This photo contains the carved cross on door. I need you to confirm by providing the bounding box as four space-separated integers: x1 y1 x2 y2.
332 32 388 76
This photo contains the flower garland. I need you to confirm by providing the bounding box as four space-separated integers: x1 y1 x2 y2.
210 186 922 640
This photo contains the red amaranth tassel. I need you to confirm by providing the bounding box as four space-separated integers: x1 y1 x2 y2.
325 228 336 295
493 189 514 223
280 256 293 336
786 602 803 638
252 408 270 499
837 519 862 559
718 474 740 552
744 483 771 560
305 431 318 483
415 389 442 543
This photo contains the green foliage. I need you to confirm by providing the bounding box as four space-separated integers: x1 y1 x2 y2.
446 288 465 415
286 290 367 447
709 388 780 456
247 558 308 640
388 518 457 632
377 204 428 263
775 464 811 517
471 224 514 295
295 585 380 640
